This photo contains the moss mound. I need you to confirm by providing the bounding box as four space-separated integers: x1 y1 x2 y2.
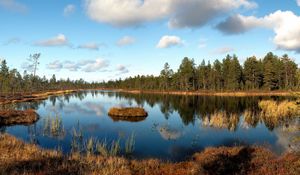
108 107 148 119
0 109 39 126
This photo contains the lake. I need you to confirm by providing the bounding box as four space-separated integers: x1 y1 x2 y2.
1 90 299 161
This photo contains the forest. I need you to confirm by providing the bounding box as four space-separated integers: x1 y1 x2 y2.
103 52 300 91
0 54 101 95
0 52 299 95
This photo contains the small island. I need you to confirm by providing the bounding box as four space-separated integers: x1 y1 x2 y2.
0 109 39 126
108 107 148 122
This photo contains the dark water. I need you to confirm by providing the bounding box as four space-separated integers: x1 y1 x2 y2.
1 90 299 161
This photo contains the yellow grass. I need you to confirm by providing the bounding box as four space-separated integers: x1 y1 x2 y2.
0 134 299 175
116 89 300 97
108 107 148 118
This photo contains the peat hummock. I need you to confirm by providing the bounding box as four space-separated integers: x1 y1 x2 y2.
108 107 148 122
0 109 39 126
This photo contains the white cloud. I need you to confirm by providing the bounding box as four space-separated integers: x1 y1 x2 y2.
64 4 76 16
21 62 34 71
116 65 129 74
82 59 109 72
35 34 69 47
156 35 183 48
0 0 27 13
46 59 110 72
84 0 256 28
297 0 300 6
47 60 63 71
212 47 235 54
78 42 100 50
217 10 300 53
64 61 80 71
117 36 135 46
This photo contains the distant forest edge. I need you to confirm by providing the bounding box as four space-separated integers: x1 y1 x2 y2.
0 52 300 95
103 52 300 91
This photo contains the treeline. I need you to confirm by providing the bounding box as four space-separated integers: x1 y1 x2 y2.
0 59 101 95
103 52 300 91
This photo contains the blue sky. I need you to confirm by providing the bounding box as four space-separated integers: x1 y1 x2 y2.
0 0 300 82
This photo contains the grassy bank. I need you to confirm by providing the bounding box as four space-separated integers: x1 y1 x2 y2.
0 89 79 105
113 89 300 97
0 134 299 175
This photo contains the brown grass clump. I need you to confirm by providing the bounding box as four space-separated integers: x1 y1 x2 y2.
0 134 299 175
108 107 148 118
0 109 39 126
259 100 299 119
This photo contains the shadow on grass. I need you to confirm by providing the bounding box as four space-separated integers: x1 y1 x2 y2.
202 147 254 175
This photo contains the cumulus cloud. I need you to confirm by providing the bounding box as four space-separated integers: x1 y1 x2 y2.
82 59 109 72
216 10 300 53
21 62 34 71
78 42 101 50
156 35 183 48
297 0 300 6
46 59 109 72
35 34 69 47
167 0 257 29
84 0 256 28
212 47 235 54
0 0 27 13
216 15 263 34
47 60 63 71
117 36 135 46
63 4 76 16
116 65 129 74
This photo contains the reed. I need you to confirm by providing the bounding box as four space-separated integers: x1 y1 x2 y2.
96 139 121 157
125 133 135 155
43 115 65 139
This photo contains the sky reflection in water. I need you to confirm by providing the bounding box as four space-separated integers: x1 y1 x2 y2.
2 90 299 161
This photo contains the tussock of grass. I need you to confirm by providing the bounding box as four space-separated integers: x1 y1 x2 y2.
108 107 148 122
0 109 39 126
259 100 299 119
0 134 299 175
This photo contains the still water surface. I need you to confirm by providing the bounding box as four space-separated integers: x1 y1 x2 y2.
2 90 299 161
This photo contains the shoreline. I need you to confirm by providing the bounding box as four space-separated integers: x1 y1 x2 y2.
0 89 80 105
111 89 300 97
0 134 298 175
1 88 299 106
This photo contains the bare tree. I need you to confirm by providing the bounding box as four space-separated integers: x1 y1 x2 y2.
27 53 41 77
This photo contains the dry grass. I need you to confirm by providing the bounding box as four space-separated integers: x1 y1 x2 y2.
259 100 299 119
0 90 78 105
0 109 39 126
0 134 299 175
117 89 299 97
108 107 148 118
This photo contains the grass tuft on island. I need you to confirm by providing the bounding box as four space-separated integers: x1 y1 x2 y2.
108 107 148 119
0 109 39 126
0 134 299 175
